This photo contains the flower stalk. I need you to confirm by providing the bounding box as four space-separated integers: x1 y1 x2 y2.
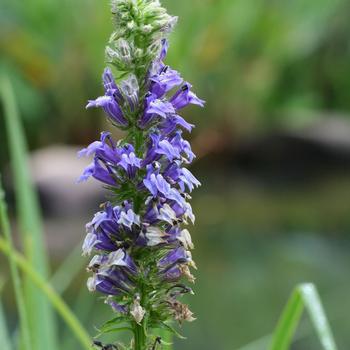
79 1 204 349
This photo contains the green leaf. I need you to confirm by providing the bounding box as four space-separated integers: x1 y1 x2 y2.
269 283 338 350
97 327 134 336
0 178 32 350
154 322 186 340
99 316 130 331
0 75 58 350
0 237 93 350
97 315 133 337
156 328 173 349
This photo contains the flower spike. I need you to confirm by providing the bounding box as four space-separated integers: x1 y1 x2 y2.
80 1 204 348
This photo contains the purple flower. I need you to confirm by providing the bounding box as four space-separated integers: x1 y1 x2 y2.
117 208 140 229
150 66 183 98
143 172 186 208
161 265 182 282
120 75 139 112
105 296 128 314
87 249 138 297
170 83 205 110
155 139 181 161
83 203 144 255
147 99 175 118
157 203 178 224
159 38 169 61
78 133 143 185
157 246 194 282
88 269 134 295
78 159 119 187
169 131 196 163
103 68 123 102
86 96 128 127
139 94 176 128
160 114 194 134
158 247 189 268
87 69 128 127
178 168 201 192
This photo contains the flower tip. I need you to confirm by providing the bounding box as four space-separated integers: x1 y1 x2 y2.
76 176 86 184
77 149 86 159
86 100 96 109
103 67 112 75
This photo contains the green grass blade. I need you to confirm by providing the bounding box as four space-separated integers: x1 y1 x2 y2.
269 287 304 349
0 178 32 350
0 75 58 350
299 284 338 350
0 282 14 350
0 237 93 350
269 283 338 350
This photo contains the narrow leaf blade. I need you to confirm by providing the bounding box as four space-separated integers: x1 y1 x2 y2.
0 75 58 350
0 178 32 350
299 283 338 350
269 288 304 350
269 283 338 350
0 237 93 350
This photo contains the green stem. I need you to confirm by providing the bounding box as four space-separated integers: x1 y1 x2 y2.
134 322 146 350
134 277 147 350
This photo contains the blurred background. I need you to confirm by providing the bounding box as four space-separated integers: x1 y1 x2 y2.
1 0 350 349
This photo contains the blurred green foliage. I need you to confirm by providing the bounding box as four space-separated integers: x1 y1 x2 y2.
1 0 350 151
1 1 350 349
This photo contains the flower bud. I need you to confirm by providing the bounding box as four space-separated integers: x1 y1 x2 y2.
121 74 139 111
130 297 146 324
177 229 194 250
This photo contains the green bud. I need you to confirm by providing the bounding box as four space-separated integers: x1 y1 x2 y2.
108 0 176 84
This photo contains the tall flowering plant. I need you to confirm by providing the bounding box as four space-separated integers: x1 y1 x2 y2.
79 1 204 349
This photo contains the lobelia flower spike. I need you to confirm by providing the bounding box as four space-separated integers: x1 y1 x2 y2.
79 1 204 349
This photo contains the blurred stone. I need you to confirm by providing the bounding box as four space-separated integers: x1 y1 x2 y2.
298 116 350 151
193 117 350 186
29 145 105 217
